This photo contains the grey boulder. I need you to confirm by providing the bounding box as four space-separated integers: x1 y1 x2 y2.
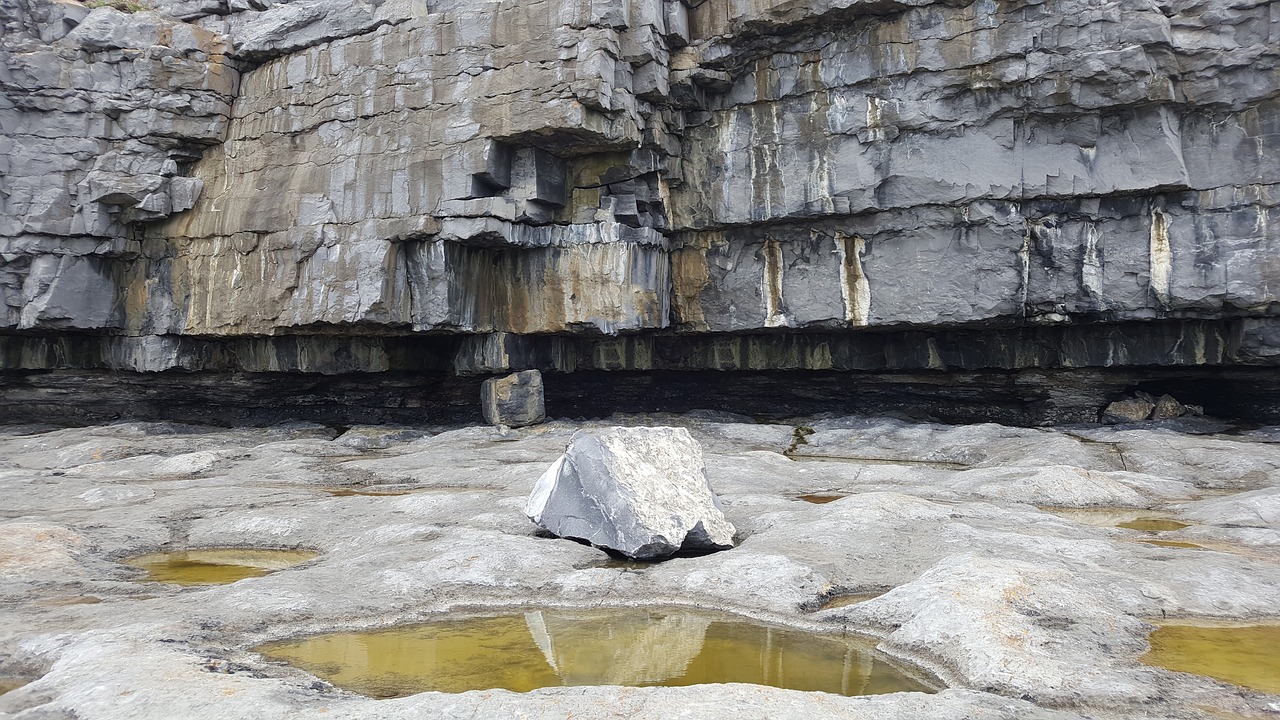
526 427 736 559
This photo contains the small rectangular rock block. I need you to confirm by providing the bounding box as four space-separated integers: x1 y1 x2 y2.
481 369 546 427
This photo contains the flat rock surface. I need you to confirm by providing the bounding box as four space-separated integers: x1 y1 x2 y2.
1 415 1279 719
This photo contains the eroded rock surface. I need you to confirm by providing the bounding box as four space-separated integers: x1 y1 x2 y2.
527 426 736 558
1 414 1279 719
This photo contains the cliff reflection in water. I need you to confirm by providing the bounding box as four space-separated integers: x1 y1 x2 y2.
255 608 936 698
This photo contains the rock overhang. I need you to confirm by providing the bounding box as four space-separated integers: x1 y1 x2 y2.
0 0 1277 422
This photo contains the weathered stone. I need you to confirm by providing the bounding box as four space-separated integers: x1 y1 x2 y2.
168 177 204 213
65 8 161 51
219 0 384 61
481 369 546 427
526 426 736 558
1102 398 1155 424
1150 394 1186 420
18 255 118 330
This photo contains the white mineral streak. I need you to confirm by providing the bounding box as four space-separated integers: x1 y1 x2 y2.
1149 206 1172 307
835 232 871 326
1019 226 1032 316
865 96 885 142
762 238 789 328
1081 223 1104 301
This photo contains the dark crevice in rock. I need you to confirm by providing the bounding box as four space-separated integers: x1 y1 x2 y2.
5 365 1277 428
3 316 1275 376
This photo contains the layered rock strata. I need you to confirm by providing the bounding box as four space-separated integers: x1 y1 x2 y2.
1 0 1277 422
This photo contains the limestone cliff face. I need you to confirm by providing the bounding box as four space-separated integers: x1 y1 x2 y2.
1 0 1277 388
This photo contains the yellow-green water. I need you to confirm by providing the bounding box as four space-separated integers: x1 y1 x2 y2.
1040 507 1152 526
1142 621 1280 694
1117 518 1190 532
256 609 936 698
122 549 319 585
1039 507 1195 535
0 677 29 695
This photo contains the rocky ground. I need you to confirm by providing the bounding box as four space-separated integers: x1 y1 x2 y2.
1 413 1278 719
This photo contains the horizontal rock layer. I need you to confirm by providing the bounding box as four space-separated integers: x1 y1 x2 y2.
3 365 1280 427
1 0 1277 417
1 317 1274 374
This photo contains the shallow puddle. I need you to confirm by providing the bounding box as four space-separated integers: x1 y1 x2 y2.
1040 507 1192 534
0 677 30 695
1142 621 1280 694
797 493 848 504
122 549 319 585
1117 518 1190 532
1040 506 1151 526
256 608 936 698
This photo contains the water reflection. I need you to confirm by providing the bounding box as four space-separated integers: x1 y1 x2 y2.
524 610 710 685
256 608 936 698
